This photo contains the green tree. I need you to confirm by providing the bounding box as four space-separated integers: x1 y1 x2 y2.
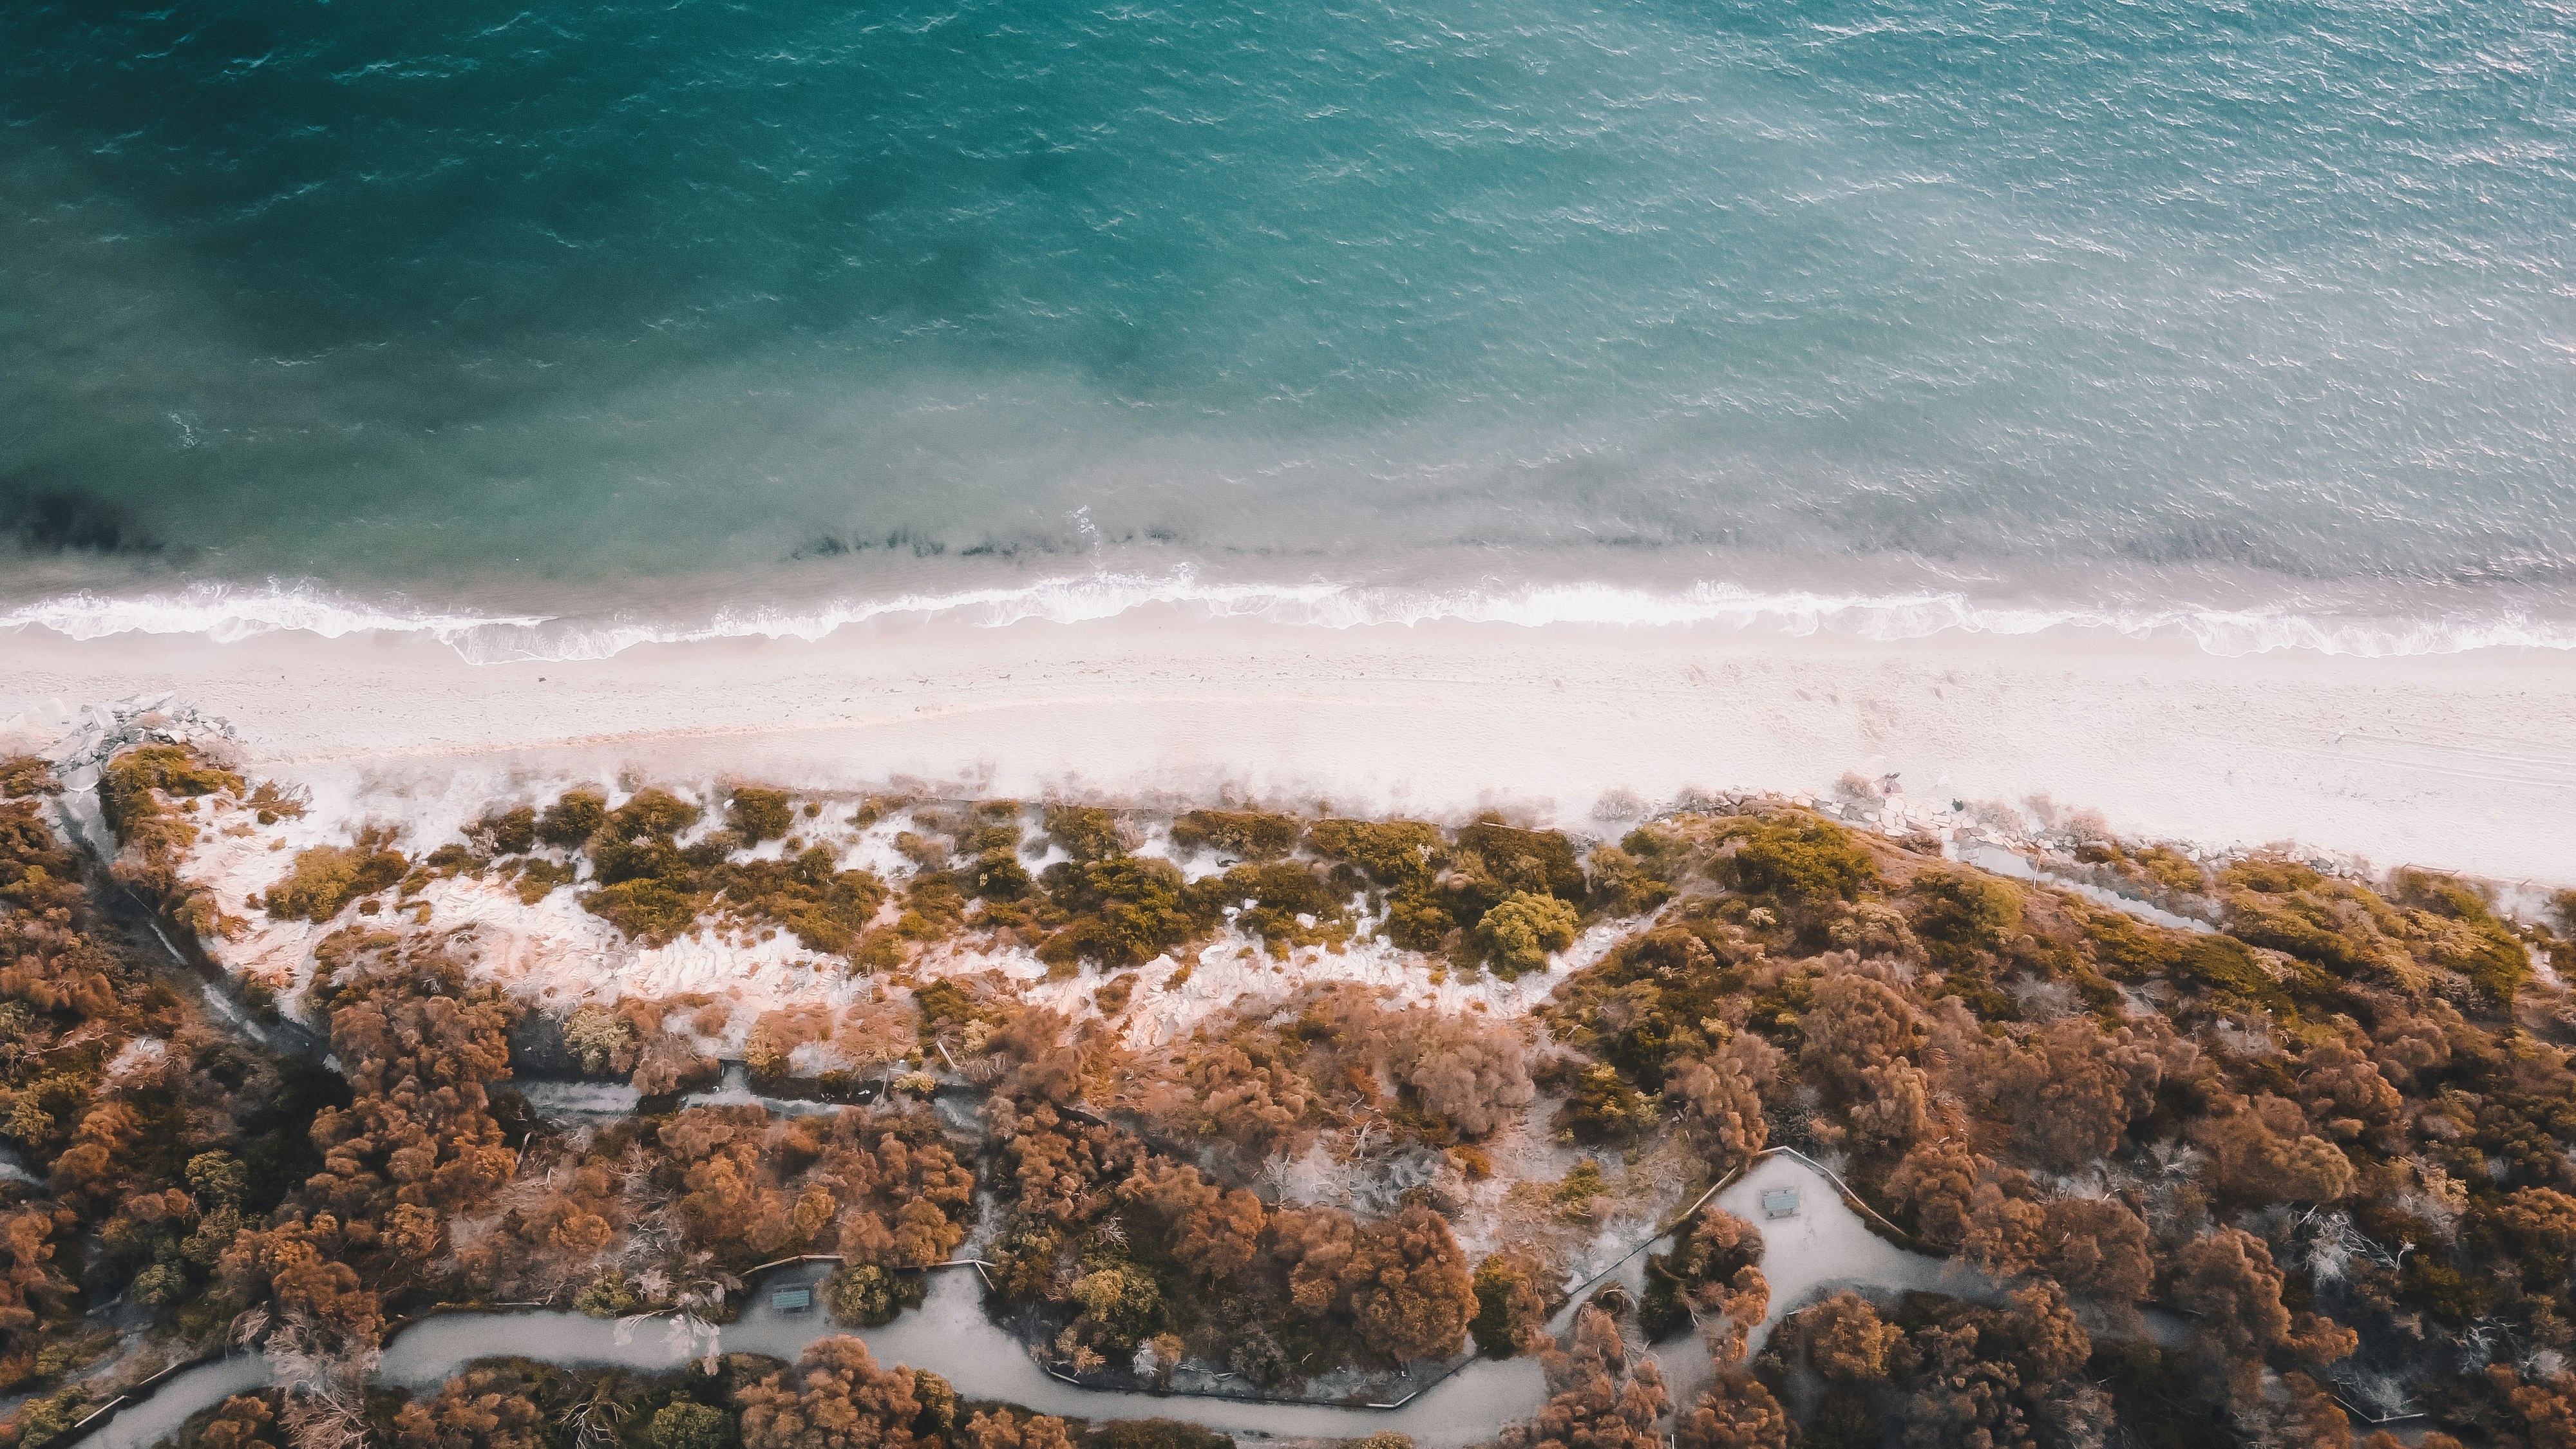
650 1401 732 1449
1470 1251 1548 1357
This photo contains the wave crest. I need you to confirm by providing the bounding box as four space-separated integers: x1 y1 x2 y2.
6 573 2572 663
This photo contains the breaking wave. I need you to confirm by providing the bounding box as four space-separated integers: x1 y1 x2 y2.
7 573 2575 664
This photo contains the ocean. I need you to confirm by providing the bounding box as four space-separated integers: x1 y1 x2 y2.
3 0 2571 663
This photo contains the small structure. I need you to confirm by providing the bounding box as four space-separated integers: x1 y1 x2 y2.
1760 1187 1801 1219
771 1287 813 1314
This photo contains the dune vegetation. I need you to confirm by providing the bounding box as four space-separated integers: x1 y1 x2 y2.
2 745 2571 1449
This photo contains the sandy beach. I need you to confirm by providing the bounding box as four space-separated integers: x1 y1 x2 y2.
5 614 2571 884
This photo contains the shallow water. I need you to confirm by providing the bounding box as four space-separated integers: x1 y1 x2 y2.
5 0 2573 658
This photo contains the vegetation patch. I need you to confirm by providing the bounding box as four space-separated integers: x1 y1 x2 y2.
261 828 409 922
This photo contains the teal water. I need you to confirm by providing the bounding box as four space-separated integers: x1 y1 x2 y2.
3 0 2572 658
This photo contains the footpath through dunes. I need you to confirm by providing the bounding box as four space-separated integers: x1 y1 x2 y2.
82 1153 1977 1449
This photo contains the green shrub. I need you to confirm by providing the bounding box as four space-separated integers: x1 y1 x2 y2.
536 787 609 847
1908 867 2023 966
99 743 242 836
1066 1263 1164 1350
2132 844 2206 893
2170 934 2296 1015
605 787 703 844
1186 862 1345 949
1725 817 1876 903
1307 819 1444 886
1910 866 2022 939
565 1005 638 1075
1170 809 1302 861
513 857 578 904
1473 891 1578 978
576 1271 645 1318
2394 869 2530 1005
99 744 245 910
264 831 410 921
13 1386 91 1449
649 1401 732 1449
131 1261 187 1307
2070 902 2184 980
1446 820 1586 916
1083 1421 1233 1449
1585 844 1673 918
1555 1063 1660 1143
1541 918 1750 1087
2219 861 2418 988
1045 804 1128 863
2400 1255 2492 1321
0 757 57 797
1383 884 1457 951
1039 858 1201 967
185 1151 248 1206
1468 1251 1546 1358
710 848 889 954
583 878 703 945
726 788 794 843
821 1263 922 1325
957 846 1031 901
471 805 538 857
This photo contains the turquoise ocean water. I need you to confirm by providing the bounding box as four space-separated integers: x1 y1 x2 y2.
3 0 2571 660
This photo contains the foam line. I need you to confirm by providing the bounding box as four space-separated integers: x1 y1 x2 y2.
6 572 2573 664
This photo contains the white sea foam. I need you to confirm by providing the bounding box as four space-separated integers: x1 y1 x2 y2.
6 573 2575 664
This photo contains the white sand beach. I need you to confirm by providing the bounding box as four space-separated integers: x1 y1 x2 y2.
5 612 2572 884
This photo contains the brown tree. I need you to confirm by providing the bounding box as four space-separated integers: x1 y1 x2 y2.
1980 1018 2156 1169
990 1099 1144 1228
1119 1161 1265 1283
2297 1034 2405 1146
393 1366 546 1449
734 1336 951 1449
1800 971 1919 1086
1146 1040 1315 1160
956 1410 1074 1449
1957 1178 2048 1280
220 1214 385 1345
2173 1226 2293 1403
301 934 517 1236
1265 1205 1356 1317
1501 1308 1670 1449
2038 1197 2154 1302
2486 1365 2576 1449
2002 1280 2089 1387
1390 1012 1536 1138
200 1394 285 1449
1792 1291 1900 1382
0 1204 68 1356
1884 1138 1984 1249
1665 1032 1777 1170
2196 1094 2353 1204
989 1008 1106 1108
1672 1370 1790 1449
1846 1060 1938 1153
1341 1203 1476 1363
2492 1187 2576 1282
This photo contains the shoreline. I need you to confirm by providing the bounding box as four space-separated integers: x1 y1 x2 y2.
5 612 2573 883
